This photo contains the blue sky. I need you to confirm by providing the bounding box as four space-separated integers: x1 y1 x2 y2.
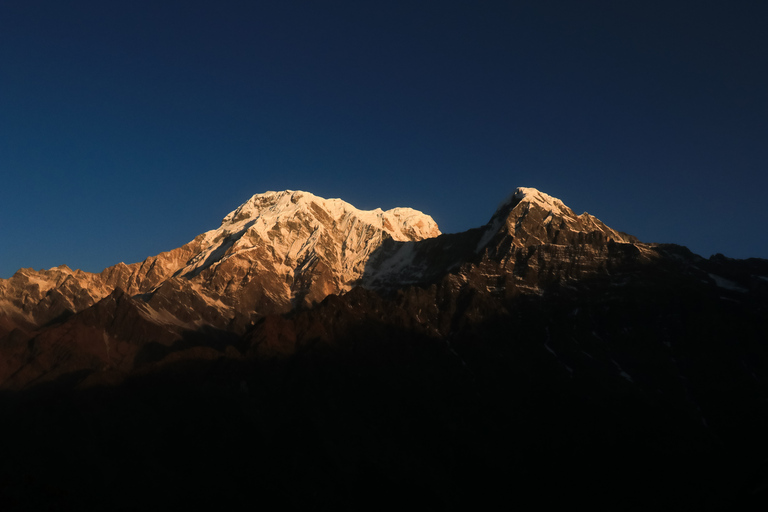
1 1 767 277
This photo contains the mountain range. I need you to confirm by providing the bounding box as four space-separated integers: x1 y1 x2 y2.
1 187 767 510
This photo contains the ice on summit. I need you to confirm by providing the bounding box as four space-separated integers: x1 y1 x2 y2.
215 190 439 243
494 187 569 217
178 190 441 289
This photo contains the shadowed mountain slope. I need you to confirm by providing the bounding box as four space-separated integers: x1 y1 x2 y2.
1 187 767 509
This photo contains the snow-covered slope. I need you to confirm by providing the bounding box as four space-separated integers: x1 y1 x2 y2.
180 190 439 282
169 190 440 320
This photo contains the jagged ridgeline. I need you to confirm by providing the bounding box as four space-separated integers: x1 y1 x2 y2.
1 187 767 509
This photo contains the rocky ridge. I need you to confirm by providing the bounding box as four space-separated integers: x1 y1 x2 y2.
2 186 766 387
1 186 767 509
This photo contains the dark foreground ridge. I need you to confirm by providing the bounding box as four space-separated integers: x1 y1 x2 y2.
1 188 767 510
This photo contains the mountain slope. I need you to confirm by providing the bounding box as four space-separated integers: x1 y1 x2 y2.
0 190 439 388
4 186 767 388
1 186 767 509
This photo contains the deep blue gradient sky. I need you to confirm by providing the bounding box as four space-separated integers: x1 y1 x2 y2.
2 1 767 277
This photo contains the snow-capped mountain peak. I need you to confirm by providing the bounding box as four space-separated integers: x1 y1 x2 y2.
184 190 440 281
135 190 442 317
217 190 439 242
493 186 570 218
473 186 636 254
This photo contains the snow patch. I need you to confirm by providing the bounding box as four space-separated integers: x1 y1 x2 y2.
476 216 504 253
708 273 747 293
611 359 634 383
365 241 424 285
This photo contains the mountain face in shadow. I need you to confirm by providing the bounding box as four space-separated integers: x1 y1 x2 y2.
1 187 767 510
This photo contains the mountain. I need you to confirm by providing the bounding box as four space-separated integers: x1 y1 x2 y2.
0 190 439 386
1 187 767 510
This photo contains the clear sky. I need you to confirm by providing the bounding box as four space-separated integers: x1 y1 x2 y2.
1 1 766 278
